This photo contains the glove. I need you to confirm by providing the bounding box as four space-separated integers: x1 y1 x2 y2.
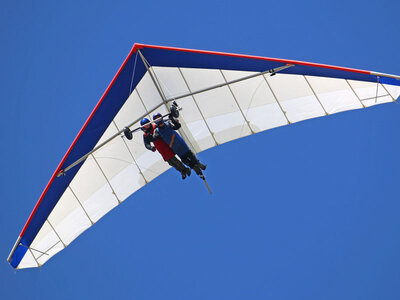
151 146 156 152
169 116 179 125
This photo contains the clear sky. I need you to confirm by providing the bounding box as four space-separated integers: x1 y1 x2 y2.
2 0 400 299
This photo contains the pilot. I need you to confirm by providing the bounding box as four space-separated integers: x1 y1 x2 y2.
152 113 206 177
141 118 191 179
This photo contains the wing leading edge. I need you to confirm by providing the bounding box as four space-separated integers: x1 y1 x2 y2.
8 44 400 269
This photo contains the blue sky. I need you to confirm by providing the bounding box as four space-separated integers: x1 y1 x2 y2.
2 0 400 299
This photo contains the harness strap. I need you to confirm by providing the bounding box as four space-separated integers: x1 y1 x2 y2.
169 134 176 148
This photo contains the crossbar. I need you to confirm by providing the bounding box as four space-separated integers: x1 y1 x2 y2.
58 64 294 176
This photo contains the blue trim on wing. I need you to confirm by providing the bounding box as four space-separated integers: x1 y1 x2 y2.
140 47 400 86
11 55 147 268
10 244 28 268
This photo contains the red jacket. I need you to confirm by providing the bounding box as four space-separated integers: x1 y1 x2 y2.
143 124 175 161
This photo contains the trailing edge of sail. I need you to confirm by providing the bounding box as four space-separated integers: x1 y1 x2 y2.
8 43 400 269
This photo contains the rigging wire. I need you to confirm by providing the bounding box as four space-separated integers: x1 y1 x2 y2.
129 51 139 95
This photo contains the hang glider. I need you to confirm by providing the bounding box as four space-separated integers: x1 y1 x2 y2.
8 43 400 269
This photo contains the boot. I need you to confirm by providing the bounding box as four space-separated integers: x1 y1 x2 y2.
198 162 207 170
185 167 191 176
181 171 187 180
193 164 202 176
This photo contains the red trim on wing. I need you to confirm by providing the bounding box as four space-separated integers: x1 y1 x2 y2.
19 45 137 238
134 43 371 75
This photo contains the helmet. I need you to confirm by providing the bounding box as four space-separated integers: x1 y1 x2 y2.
140 118 151 131
152 113 164 125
